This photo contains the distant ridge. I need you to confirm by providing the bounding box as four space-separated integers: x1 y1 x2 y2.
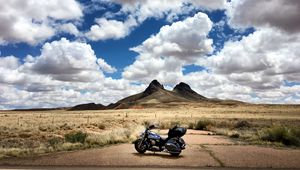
13 107 69 111
69 79 238 110
68 103 105 111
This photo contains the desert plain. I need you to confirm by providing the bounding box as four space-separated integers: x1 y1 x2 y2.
0 103 299 169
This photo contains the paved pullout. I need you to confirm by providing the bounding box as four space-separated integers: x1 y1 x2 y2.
0 130 300 169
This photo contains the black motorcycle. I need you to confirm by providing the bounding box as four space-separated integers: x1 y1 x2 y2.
134 125 186 156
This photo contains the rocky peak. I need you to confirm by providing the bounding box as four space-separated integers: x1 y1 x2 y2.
173 82 207 100
173 82 193 92
143 80 164 95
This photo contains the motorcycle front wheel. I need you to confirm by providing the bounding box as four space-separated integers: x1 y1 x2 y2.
134 138 147 153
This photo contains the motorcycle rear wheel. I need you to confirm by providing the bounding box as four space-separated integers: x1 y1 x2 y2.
134 139 147 154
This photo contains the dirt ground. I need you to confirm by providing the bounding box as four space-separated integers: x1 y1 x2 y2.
1 130 300 169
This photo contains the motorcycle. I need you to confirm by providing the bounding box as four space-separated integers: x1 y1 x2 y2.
134 124 186 156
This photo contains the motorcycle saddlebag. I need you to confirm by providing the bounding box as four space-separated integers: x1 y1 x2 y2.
164 138 181 153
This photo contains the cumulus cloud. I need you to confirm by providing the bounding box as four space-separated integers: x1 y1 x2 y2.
123 12 213 83
227 0 300 33
23 38 115 82
207 28 300 86
0 38 146 109
131 12 213 60
97 58 117 73
123 55 184 84
85 0 226 41
58 23 81 36
0 0 83 45
85 16 137 41
0 56 19 69
111 0 226 22
0 56 25 85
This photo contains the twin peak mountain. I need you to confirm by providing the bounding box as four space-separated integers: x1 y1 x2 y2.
70 80 212 110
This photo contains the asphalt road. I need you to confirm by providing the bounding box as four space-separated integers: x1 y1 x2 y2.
1 130 300 169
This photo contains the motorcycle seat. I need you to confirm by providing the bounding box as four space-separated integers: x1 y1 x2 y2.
160 137 166 141
160 137 170 143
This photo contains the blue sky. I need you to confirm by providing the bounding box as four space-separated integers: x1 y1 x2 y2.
0 8 250 79
0 0 300 109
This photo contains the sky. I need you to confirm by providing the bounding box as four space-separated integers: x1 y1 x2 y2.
0 0 300 109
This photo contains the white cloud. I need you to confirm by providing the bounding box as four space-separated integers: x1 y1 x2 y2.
97 58 117 73
0 0 83 45
0 38 147 109
23 38 111 82
0 56 19 69
58 23 81 36
186 25 299 104
227 0 300 33
111 0 226 23
123 12 213 83
131 12 213 60
190 0 226 10
123 55 184 84
85 16 137 41
207 28 300 86
85 0 226 41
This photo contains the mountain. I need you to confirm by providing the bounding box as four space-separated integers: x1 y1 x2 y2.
69 80 243 110
68 103 106 110
107 80 208 109
173 82 207 101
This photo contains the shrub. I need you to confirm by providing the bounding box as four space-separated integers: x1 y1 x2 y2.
60 123 72 130
0 148 30 158
98 123 106 130
188 122 194 129
38 126 48 132
64 131 87 144
230 133 240 138
291 128 300 139
235 120 251 129
170 121 180 128
159 121 169 129
194 119 214 130
48 137 63 148
142 120 150 127
261 126 300 146
19 132 31 138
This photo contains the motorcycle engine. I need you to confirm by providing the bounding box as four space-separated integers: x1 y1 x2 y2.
150 139 156 145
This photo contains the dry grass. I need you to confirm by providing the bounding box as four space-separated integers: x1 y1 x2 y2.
0 104 299 158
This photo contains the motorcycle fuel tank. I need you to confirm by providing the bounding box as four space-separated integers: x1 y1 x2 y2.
148 131 161 140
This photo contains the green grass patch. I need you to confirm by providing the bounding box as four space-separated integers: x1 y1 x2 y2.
64 131 87 144
260 126 300 146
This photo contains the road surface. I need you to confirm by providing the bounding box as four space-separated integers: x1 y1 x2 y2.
0 130 299 169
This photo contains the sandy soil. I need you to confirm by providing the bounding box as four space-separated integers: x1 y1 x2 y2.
1 130 300 168
209 145 300 168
